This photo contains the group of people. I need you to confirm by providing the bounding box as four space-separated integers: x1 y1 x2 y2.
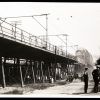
83 65 100 93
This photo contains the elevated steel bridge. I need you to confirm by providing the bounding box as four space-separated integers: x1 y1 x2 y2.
0 19 82 88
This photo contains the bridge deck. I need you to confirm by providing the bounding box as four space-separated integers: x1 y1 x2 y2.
0 18 77 63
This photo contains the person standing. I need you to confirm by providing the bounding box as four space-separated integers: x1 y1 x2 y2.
92 65 100 93
83 67 89 93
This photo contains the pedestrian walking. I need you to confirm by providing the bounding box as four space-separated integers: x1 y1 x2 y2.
83 67 89 93
92 65 100 93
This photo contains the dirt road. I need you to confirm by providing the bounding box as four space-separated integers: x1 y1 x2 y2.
25 79 98 97
1 79 100 97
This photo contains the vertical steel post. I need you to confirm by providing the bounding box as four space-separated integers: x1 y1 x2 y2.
1 57 6 88
46 14 48 49
31 60 35 83
41 61 44 83
47 64 50 81
18 58 24 87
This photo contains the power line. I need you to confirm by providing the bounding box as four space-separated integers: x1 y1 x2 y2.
56 35 66 44
32 16 46 30
1 14 49 31
1 13 50 49
38 34 67 44
1 14 50 19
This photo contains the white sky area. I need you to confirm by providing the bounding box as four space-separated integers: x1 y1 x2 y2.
0 2 100 62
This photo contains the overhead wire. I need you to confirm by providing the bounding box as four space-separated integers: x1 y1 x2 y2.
1 14 69 47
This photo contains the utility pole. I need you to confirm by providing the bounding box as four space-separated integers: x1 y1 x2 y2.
61 34 68 57
33 13 49 48
29 13 50 49
38 34 69 56
2 13 50 48
46 14 48 49
66 35 68 57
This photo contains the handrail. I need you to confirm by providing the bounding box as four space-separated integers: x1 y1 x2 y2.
0 18 76 61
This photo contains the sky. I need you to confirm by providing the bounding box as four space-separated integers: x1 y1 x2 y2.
0 2 100 62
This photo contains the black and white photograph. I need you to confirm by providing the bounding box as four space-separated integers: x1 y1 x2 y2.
0 2 100 98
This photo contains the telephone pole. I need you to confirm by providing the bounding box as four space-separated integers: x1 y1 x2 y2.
61 34 68 57
2 13 50 48
46 14 49 49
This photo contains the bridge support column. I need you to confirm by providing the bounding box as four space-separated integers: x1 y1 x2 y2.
51 63 55 83
35 61 40 83
43 63 46 82
70 64 71 74
0 57 6 88
34 61 38 83
31 60 35 83
14 58 16 65
69 64 71 73
37 61 40 83
17 58 24 87
54 63 56 82
72 63 75 75
67 59 70 75
41 61 44 83
50 63 53 78
47 64 50 81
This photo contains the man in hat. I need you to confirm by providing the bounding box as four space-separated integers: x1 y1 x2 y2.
92 65 100 93
83 67 89 93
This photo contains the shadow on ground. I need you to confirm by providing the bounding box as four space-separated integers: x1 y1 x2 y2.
2 80 67 94
72 85 100 95
3 89 23 95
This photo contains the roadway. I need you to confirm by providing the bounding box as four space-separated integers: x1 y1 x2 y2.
25 79 100 98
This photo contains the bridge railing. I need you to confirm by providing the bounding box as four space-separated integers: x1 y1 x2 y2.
0 19 76 61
